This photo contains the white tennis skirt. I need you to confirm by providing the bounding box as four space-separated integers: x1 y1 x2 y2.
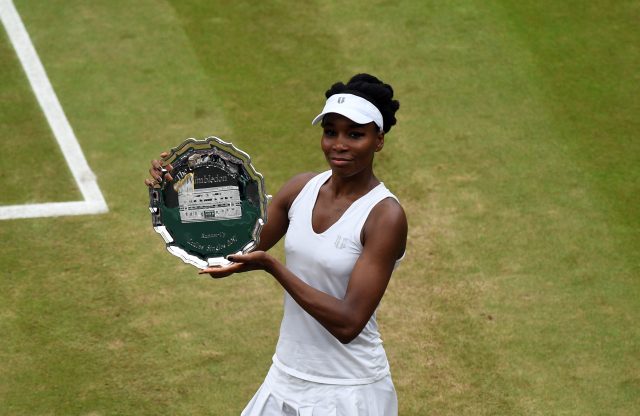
241 365 398 416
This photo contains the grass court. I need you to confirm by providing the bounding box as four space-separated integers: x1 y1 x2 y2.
1 0 639 414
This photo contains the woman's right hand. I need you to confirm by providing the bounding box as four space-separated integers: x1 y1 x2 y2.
144 151 174 187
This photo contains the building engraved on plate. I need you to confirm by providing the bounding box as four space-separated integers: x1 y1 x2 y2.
174 173 242 223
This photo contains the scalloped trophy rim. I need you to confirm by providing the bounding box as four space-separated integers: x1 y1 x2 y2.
150 136 268 269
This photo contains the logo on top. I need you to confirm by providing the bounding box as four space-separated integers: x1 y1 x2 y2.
334 235 349 249
337 97 345 104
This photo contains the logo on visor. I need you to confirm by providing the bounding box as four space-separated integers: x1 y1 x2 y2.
337 97 345 104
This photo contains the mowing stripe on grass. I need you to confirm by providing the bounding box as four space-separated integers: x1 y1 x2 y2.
0 0 107 219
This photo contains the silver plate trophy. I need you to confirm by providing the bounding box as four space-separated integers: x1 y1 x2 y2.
149 137 268 269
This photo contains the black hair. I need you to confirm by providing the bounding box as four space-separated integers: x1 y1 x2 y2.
324 73 400 134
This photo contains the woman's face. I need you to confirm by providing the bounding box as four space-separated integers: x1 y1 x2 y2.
320 113 384 177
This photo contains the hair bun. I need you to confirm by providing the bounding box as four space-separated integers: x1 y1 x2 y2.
324 73 399 133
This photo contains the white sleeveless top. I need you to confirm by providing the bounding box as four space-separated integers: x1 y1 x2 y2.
273 170 403 385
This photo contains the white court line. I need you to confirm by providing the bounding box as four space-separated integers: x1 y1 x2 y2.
0 0 108 220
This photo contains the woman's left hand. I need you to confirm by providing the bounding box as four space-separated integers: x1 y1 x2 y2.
198 251 272 279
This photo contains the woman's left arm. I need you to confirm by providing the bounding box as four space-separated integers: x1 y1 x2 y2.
205 198 407 344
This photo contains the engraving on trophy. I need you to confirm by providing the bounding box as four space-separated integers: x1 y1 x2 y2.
179 185 242 222
175 171 242 223
201 231 226 239
195 173 231 185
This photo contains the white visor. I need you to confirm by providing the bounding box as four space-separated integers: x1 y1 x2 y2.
311 93 384 132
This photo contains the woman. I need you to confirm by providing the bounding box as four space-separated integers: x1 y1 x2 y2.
147 74 407 415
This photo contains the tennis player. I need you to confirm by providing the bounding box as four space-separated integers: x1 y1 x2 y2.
148 73 406 415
